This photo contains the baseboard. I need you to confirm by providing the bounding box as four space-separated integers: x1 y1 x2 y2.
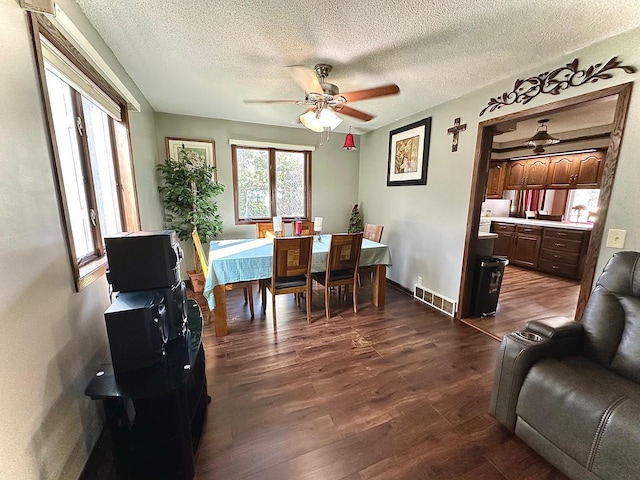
387 278 413 296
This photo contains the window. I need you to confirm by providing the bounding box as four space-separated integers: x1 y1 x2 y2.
232 145 311 223
565 189 600 223
33 19 139 290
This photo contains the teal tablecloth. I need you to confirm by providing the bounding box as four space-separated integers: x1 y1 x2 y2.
203 235 392 308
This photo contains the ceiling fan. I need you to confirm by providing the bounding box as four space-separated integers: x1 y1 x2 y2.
244 64 400 132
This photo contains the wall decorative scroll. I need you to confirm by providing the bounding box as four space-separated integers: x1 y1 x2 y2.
479 57 636 116
387 117 431 186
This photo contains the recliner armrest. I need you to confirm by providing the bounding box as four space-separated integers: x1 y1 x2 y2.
489 328 582 432
526 316 584 339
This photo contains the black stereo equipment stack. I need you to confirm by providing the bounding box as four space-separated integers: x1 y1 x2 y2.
104 230 187 374
86 230 208 479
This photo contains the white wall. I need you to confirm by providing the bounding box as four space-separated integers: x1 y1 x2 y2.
0 1 157 478
359 27 640 301
154 113 361 271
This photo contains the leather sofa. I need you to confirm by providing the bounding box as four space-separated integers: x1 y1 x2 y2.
490 251 640 480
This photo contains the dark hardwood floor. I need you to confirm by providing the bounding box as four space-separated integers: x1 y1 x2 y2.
461 265 581 341
195 281 568 479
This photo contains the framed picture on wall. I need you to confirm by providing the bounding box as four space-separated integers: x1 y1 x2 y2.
165 137 217 181
386 117 431 186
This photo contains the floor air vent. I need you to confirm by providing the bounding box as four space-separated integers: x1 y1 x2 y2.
414 285 457 317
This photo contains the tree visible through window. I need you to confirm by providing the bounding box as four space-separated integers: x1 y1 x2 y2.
232 146 311 223
34 26 139 290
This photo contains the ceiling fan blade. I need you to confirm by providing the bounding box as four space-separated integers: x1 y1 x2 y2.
340 84 400 103
244 99 302 104
335 105 375 122
287 65 324 95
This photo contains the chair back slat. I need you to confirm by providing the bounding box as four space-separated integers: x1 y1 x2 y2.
256 222 276 238
287 220 314 236
363 224 384 243
192 228 209 277
327 233 363 275
272 236 313 280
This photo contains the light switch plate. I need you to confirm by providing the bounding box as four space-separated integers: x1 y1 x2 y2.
606 229 627 249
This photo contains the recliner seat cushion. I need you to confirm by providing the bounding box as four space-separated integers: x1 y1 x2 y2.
517 355 640 477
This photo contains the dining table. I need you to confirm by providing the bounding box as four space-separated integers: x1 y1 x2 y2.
203 234 392 336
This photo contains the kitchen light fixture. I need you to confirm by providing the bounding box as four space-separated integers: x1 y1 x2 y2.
527 119 560 153
342 126 356 150
299 107 342 132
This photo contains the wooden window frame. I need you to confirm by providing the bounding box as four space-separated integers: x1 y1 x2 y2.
231 145 312 224
29 13 140 291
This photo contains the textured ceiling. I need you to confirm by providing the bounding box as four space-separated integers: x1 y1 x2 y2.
75 0 640 133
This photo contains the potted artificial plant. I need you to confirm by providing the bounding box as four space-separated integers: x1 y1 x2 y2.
157 146 225 291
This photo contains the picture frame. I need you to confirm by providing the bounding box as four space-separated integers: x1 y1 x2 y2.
386 117 431 186
165 137 217 181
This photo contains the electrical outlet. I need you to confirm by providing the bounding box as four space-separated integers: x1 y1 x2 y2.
606 229 627 249
417 276 423 286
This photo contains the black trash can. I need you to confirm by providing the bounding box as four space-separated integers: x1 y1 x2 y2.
471 256 508 317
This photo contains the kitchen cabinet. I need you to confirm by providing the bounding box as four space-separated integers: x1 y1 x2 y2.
491 222 542 267
486 161 507 198
491 222 515 257
511 225 543 268
538 227 590 279
547 151 605 189
504 158 549 189
491 221 590 280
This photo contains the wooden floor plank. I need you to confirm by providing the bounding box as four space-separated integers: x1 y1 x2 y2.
194 283 568 480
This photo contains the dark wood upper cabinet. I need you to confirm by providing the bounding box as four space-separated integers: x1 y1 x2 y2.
498 151 604 192
504 160 528 189
486 161 507 198
525 158 549 188
575 152 604 188
504 158 548 189
547 151 605 189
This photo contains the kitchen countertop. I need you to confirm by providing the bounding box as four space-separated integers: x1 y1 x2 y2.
478 231 498 239
488 217 593 231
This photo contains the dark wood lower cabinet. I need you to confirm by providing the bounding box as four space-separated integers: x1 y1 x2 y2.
491 221 590 280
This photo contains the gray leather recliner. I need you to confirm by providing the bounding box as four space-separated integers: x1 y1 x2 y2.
490 251 640 480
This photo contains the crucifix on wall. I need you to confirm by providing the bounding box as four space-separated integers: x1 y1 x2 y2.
447 117 467 152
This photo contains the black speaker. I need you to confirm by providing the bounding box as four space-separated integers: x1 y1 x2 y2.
105 230 183 292
104 291 167 374
158 281 188 340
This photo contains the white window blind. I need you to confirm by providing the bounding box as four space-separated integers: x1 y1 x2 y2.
40 36 122 121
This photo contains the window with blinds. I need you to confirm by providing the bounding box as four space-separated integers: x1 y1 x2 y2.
33 21 140 290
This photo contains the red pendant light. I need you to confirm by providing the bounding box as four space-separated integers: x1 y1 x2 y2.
342 127 357 151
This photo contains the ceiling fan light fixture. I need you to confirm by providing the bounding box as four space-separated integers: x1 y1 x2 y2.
526 119 560 153
299 108 342 132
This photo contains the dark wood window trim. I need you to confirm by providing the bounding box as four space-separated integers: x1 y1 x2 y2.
231 145 312 224
29 12 140 291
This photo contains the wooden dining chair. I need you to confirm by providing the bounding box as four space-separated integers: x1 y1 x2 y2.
192 228 254 319
312 233 363 319
264 236 314 330
359 224 383 285
287 220 314 236
256 222 276 238
363 223 384 242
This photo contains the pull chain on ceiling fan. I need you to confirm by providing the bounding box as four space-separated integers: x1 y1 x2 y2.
244 64 400 132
